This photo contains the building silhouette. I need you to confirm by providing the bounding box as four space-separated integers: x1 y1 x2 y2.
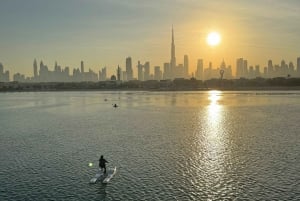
117 65 121 81
33 59 38 80
137 61 143 81
268 60 273 78
2 26 300 82
297 57 300 76
195 59 204 80
236 58 248 78
144 62 150 81
154 66 162 80
170 26 176 79
0 63 10 82
126 57 133 81
99 67 107 81
184 55 189 78
163 63 171 79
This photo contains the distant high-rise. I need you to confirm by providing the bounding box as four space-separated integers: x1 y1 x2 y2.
236 58 244 78
33 59 38 79
154 66 162 80
297 57 300 76
268 60 273 78
184 55 189 78
263 67 268 77
0 63 10 82
196 59 203 80
163 63 171 79
99 67 107 81
81 61 84 73
170 26 176 78
243 60 248 78
255 65 260 77
144 62 150 81
0 63 3 74
137 61 144 81
126 57 133 81
117 65 121 81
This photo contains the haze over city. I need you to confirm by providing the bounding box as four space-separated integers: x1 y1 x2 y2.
1 1 300 200
1 0 300 77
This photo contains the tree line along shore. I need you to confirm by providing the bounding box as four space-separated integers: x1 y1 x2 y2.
1 77 300 92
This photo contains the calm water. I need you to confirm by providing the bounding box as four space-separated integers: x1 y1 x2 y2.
0 91 299 200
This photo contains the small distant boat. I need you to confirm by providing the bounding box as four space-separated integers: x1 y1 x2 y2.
113 104 118 108
104 98 108 101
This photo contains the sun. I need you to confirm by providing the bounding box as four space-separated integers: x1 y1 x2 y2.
207 32 221 46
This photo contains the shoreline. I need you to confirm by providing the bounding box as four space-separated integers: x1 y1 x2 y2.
1 86 300 93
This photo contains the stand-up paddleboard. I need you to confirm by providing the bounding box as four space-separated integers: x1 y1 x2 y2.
102 167 117 184
90 169 104 184
90 167 117 184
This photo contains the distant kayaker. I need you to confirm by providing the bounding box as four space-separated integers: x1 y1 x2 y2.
99 155 108 174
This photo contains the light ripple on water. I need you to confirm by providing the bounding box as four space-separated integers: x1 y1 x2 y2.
0 91 299 200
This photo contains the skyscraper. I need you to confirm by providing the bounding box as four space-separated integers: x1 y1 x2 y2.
163 63 170 79
33 59 38 79
236 58 244 78
144 62 150 81
196 59 203 80
268 60 273 78
81 61 84 73
243 60 248 78
154 66 162 80
99 67 107 81
297 57 300 76
137 61 144 81
170 26 176 78
0 63 3 74
184 55 189 78
126 57 133 81
117 65 121 81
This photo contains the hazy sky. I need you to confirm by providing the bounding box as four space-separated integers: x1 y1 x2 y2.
1 0 300 77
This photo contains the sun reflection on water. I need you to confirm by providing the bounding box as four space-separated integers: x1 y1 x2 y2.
196 90 229 197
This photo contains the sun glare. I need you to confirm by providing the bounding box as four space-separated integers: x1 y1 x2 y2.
207 32 221 46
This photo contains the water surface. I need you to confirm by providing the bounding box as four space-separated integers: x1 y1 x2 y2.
0 91 299 200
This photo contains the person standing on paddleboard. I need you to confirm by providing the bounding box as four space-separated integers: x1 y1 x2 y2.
99 155 108 174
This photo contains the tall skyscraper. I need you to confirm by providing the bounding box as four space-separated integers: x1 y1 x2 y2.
184 55 189 78
0 63 3 74
163 63 170 79
137 61 144 81
81 61 84 73
117 65 121 81
154 66 162 80
99 67 107 81
33 59 38 79
196 59 203 80
255 65 260 77
144 62 150 81
297 57 300 76
288 62 294 75
236 58 244 78
170 26 176 78
126 57 133 81
268 60 273 78
243 60 248 78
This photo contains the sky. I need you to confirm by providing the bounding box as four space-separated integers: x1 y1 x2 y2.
0 0 300 77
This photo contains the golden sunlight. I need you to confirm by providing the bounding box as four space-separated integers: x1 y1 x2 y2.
208 90 222 104
206 32 221 46
207 90 222 124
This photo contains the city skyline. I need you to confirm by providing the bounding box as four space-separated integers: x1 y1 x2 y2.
1 27 300 82
1 0 300 77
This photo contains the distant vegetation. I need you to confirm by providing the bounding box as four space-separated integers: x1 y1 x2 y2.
1 77 300 92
